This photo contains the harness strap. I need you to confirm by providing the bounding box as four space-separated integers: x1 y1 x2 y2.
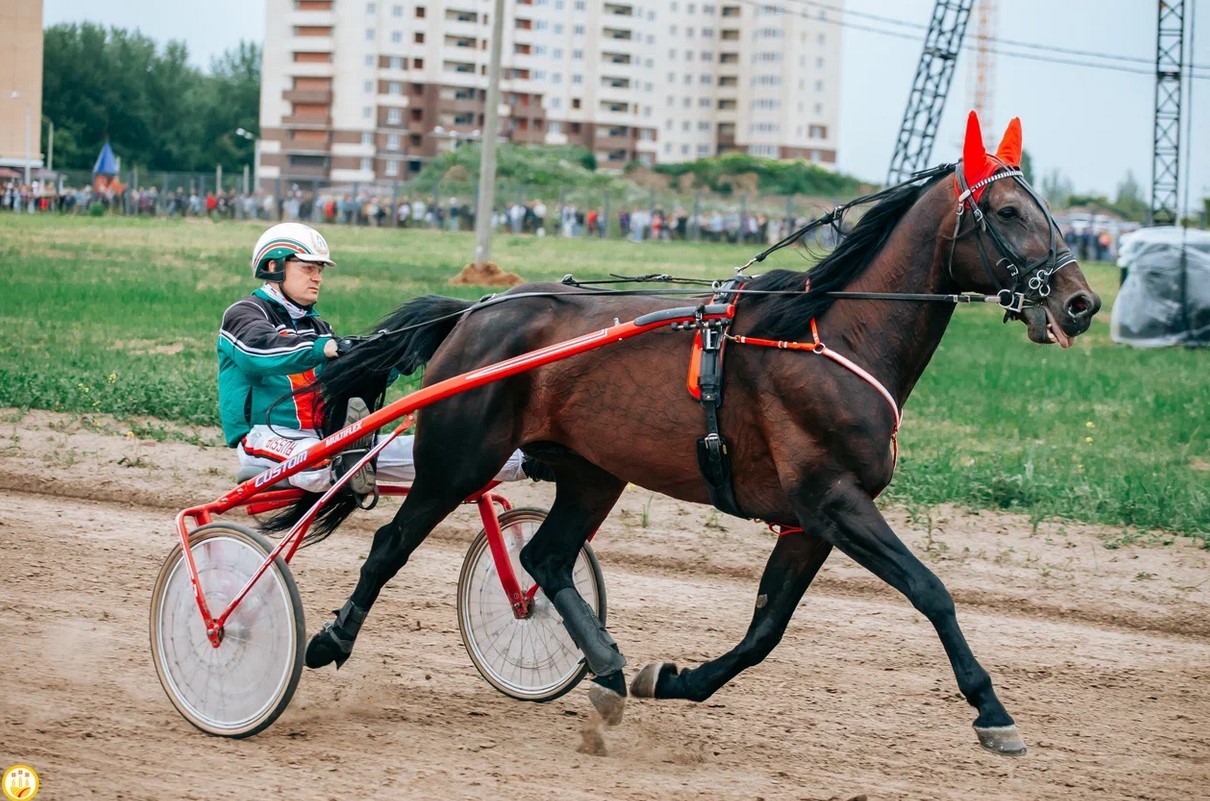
730 319 902 473
688 285 746 519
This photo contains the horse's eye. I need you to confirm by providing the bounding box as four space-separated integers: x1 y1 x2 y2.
998 206 1019 220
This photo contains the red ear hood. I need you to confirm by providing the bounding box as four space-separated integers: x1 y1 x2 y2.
995 117 1023 167
959 111 1023 203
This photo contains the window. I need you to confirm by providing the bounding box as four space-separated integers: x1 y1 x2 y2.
364 80 374 92
413 57 424 68
387 134 400 150
363 54 374 66
361 132 373 145
415 5 425 17
414 32 425 43
389 81 402 94
549 120 561 133
572 97 581 108
385 160 399 176
392 4 402 16
366 28 375 41
572 74 582 84
553 47 563 58
366 2 375 12
360 157 373 171
574 24 585 35
387 108 402 124
809 124 827 139
391 31 402 42
573 49 584 59
390 56 404 69
363 106 373 118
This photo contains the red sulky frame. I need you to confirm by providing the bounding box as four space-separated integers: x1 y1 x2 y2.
174 304 733 649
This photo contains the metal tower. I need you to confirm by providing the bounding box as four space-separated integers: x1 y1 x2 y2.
1151 0 1185 226
967 0 998 135
886 0 976 185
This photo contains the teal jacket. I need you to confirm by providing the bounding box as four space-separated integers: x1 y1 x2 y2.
216 287 335 447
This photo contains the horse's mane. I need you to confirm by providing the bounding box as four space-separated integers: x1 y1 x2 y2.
743 173 946 341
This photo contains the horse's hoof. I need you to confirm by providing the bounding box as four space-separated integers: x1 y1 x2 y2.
304 622 353 670
974 724 1027 756
630 661 677 698
587 674 626 726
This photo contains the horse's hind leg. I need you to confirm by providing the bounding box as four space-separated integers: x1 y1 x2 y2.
632 529 832 701
517 458 627 723
304 474 472 670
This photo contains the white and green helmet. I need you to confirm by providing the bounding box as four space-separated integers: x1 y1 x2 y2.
250 222 336 281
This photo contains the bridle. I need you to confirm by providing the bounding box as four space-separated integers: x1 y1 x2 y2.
950 161 1078 321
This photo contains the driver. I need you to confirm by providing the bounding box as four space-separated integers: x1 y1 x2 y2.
218 222 548 492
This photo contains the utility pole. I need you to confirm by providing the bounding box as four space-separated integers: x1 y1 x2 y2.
473 0 506 267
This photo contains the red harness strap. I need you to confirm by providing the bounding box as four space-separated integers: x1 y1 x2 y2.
731 319 902 539
686 301 738 398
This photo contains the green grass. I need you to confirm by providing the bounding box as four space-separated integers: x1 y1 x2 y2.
2 214 1207 542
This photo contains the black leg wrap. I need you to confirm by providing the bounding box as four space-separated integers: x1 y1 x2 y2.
550 588 626 676
304 599 367 670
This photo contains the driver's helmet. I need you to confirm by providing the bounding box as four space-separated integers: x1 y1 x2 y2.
250 222 335 281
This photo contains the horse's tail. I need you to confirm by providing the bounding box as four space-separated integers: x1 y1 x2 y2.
259 294 474 541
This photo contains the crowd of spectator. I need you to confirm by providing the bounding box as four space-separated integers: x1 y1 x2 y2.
3 178 825 246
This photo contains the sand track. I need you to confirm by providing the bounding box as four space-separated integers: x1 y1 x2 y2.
1 410 1207 800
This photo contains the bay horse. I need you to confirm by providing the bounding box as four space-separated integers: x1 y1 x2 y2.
289 113 1100 756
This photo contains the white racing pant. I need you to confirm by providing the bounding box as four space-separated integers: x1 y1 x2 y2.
238 426 527 493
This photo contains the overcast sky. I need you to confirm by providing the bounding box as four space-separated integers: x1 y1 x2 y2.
43 0 1210 211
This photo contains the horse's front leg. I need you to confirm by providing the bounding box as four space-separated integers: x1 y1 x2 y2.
814 478 1025 756
631 529 832 701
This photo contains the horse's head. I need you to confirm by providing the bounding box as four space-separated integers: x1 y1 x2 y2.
947 112 1101 348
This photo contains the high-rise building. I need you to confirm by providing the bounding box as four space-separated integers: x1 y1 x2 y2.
257 0 841 188
0 0 45 182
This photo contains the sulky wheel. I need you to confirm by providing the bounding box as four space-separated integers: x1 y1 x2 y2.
150 522 305 737
457 507 606 702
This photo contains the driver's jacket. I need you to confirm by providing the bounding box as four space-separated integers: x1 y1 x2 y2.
217 287 335 447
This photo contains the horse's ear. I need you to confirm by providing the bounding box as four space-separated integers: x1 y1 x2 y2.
995 117 1023 167
962 110 986 189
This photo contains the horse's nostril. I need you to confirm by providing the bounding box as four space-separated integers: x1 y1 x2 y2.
1066 291 1098 320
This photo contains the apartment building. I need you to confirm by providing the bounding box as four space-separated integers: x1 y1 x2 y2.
0 0 45 180
257 0 841 188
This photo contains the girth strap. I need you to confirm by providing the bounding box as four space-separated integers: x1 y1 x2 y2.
687 285 746 519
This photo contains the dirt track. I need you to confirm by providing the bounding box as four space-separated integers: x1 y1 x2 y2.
1 410 1208 800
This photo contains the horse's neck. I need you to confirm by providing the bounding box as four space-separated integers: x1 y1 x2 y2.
827 188 957 405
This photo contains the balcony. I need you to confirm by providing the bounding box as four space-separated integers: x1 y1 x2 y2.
282 114 331 127
282 88 332 104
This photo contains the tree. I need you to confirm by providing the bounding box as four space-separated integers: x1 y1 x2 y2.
42 23 261 173
1040 168 1073 207
1019 148 1034 184
1112 171 1148 222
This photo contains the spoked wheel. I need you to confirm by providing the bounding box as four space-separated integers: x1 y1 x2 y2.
150 522 305 737
457 507 606 702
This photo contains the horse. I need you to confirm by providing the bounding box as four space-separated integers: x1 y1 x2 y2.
286 112 1100 756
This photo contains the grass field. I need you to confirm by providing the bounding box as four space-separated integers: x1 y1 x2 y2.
2 214 1207 543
